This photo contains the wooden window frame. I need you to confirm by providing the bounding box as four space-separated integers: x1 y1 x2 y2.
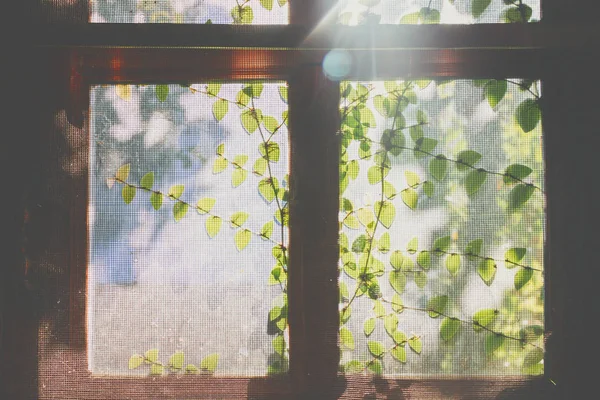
3 0 600 399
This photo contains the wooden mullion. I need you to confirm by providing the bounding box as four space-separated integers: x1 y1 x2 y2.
288 68 341 397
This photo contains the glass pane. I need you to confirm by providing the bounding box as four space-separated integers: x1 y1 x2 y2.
88 82 290 376
337 0 540 25
338 79 544 376
91 0 289 24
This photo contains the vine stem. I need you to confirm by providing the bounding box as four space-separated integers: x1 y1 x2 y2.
432 248 543 272
377 298 544 350
342 82 412 313
113 178 280 246
353 135 544 192
504 79 541 100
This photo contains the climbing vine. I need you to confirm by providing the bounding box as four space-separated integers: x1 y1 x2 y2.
338 79 544 375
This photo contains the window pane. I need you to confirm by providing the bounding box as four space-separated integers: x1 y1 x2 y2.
337 0 540 25
339 79 544 375
89 82 289 376
91 0 289 24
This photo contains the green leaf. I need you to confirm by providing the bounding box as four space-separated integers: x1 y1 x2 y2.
262 116 279 133
485 334 505 355
116 163 131 182
150 192 162 210
140 172 154 190
344 360 364 373
400 11 420 24
472 0 491 18
509 184 535 210
382 180 396 199
169 351 184 370
391 294 404 313
273 335 286 355
401 188 418 210
206 216 222 238
368 281 381 300
503 164 533 184
367 165 389 185
420 7 440 24
414 137 438 158
389 271 407 294
484 80 507 108
368 341 385 358
207 82 221 96
230 211 249 227
465 169 487 196
392 331 407 346
504 4 533 22
515 268 533 290
429 155 448 181
196 198 216 214
367 360 383 375
259 0 273 10
374 201 395 229
235 229 251 251
260 221 274 240
465 239 483 260
414 271 427 288
477 258 497 286
185 364 199 374
231 5 254 24
433 236 451 253
150 364 164 375
242 83 264 98
456 150 482 171
505 247 526 267
258 179 276 203
241 110 259 134
373 299 385 317
422 181 434 198
405 171 420 187
145 349 159 363
259 142 280 162
516 99 541 132
156 85 169 102
253 158 267 176
340 307 351 324
409 125 424 142
347 160 359 180
231 168 247 187
352 235 367 253
128 355 144 369
473 309 498 332
278 85 287 103
212 99 229 121
200 353 219 372
213 156 228 174
173 201 188 222
269 306 282 321
340 327 355 350
407 237 418 254
417 251 431 269
168 184 184 199
343 214 360 229
384 314 398 336
440 317 461 341
523 348 544 367
445 254 461 276
427 295 448 318
122 185 136 204
364 318 376 336
378 232 390 253
520 325 544 341
408 337 422 354
233 154 248 168
391 347 407 363
390 250 404 270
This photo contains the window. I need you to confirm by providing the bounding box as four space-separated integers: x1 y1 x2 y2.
4 0 600 399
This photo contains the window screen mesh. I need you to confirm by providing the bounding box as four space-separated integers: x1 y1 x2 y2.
89 83 290 376
90 0 289 24
338 79 544 376
337 0 540 25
